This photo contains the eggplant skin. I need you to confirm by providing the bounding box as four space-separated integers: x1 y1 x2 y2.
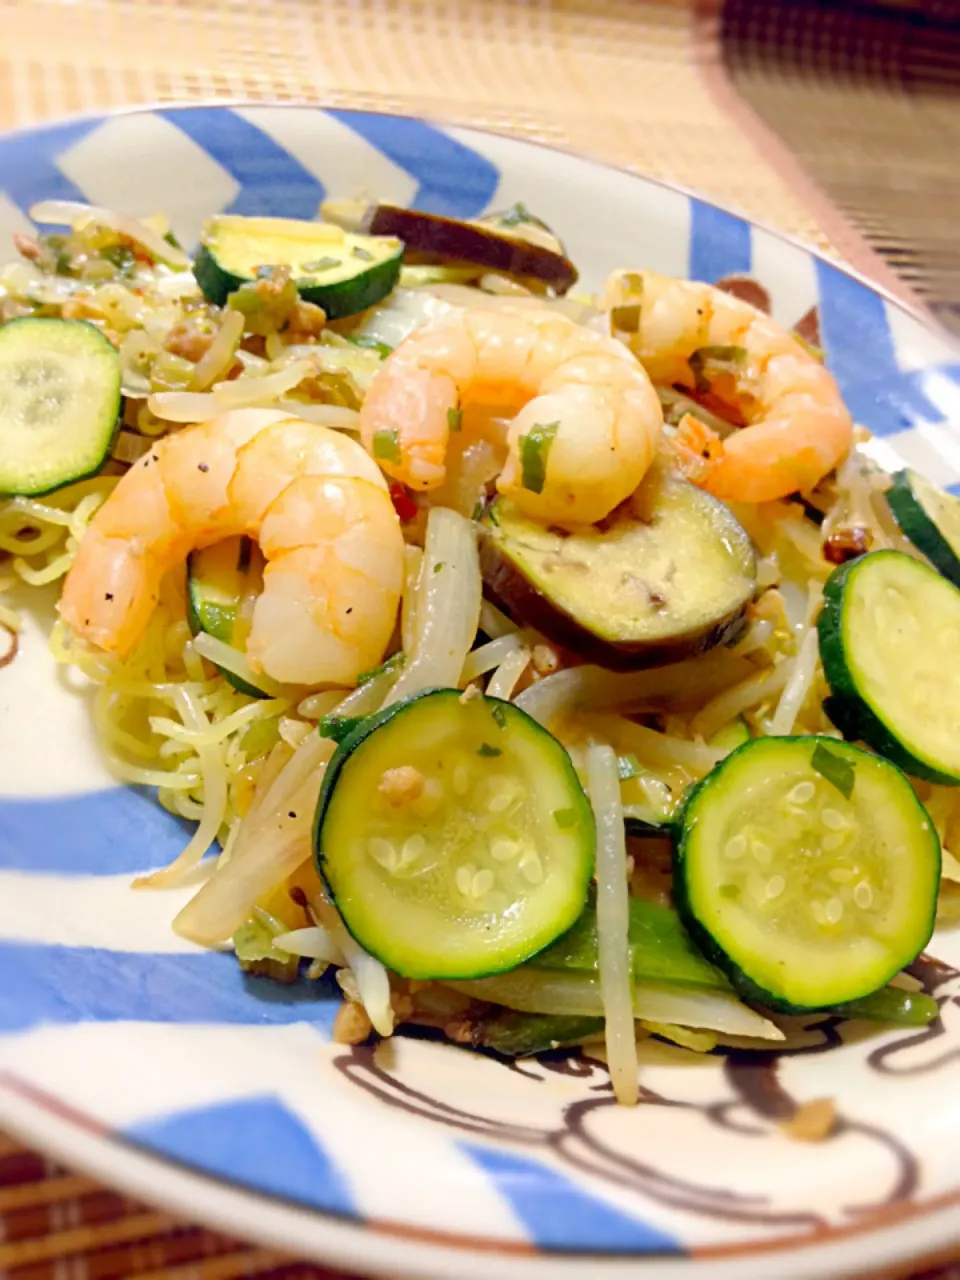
481 534 748 669
478 487 755 671
364 204 578 294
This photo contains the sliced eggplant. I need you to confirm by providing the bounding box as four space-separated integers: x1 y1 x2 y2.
362 204 577 294
479 469 756 670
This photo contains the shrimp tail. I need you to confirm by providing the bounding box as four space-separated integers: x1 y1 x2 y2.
666 413 725 488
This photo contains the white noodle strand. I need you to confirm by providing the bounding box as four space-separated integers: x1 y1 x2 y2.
587 743 638 1106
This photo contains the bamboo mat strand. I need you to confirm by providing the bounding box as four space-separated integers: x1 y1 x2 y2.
723 0 960 332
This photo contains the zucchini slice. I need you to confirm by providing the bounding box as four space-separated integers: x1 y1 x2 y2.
479 469 755 669
708 717 750 753
195 215 404 318
187 536 267 698
819 550 960 783
887 468 960 587
314 688 595 979
675 735 940 1011
0 318 120 496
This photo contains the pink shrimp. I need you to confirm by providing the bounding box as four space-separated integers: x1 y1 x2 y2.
605 269 853 503
359 306 663 525
59 409 404 686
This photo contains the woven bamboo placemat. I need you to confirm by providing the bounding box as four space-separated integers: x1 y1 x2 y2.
0 1 957 1276
723 0 960 333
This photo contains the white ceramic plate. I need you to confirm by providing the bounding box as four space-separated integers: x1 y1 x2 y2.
1 105 959 1280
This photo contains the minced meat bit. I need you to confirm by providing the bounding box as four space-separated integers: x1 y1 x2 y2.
333 1000 373 1045
164 320 214 363
378 765 425 807
823 527 873 565
778 1097 837 1143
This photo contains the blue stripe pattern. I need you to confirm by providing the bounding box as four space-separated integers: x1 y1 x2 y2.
159 108 325 220
328 110 500 216
0 786 197 875
0 944 338 1034
127 1096 355 1217
816 259 960 437
461 1143 682 1253
688 201 751 283
0 118 101 218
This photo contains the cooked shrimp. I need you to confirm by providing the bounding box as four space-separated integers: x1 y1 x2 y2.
360 306 663 525
60 408 404 685
605 269 853 503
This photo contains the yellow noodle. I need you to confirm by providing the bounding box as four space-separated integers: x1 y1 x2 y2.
149 697 290 747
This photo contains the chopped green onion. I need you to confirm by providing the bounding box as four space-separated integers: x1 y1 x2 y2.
519 421 559 495
811 743 855 800
491 703 508 729
372 428 401 464
471 499 485 522
348 334 392 358
688 345 746 396
477 743 502 758
351 246 374 261
611 304 642 334
793 332 825 363
496 201 534 228
358 650 404 686
447 406 463 433
553 807 577 829
300 256 342 273
433 561 445 574
101 243 137 275
617 753 642 780
318 714 366 744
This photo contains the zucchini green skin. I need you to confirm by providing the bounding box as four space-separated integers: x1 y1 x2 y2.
194 241 403 319
531 894 937 1026
835 986 937 1027
887 469 960 588
0 318 121 496
185 539 267 700
532 895 727 989
674 735 940 1013
314 688 595 980
818 551 959 784
708 717 750 753
464 1010 602 1058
